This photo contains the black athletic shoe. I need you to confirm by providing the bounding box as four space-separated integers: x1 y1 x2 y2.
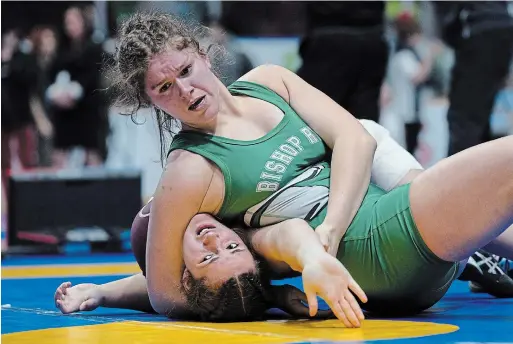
457 250 513 298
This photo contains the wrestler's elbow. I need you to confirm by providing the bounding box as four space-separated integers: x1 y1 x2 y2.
148 291 189 318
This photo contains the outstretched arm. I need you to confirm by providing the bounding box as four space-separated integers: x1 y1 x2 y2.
249 218 367 328
55 273 154 314
99 273 154 312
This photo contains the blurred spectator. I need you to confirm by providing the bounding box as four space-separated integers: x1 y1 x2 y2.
2 28 39 185
434 1 513 155
2 28 39 243
385 12 434 154
296 2 388 123
46 6 107 167
29 26 59 167
82 2 105 43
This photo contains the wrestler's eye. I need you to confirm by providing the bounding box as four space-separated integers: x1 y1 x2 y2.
202 254 213 262
180 64 192 77
227 243 238 250
159 82 172 93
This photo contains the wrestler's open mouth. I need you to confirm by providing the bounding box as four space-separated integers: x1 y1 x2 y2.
196 223 215 236
188 95 205 111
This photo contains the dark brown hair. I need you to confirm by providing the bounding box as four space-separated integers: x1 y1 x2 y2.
394 12 421 44
183 270 269 322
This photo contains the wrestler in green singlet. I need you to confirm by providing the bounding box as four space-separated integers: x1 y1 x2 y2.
168 80 459 313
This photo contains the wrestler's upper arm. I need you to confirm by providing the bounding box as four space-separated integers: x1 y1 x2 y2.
146 150 218 316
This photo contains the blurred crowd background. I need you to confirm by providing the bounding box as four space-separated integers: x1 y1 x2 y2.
2 1 513 254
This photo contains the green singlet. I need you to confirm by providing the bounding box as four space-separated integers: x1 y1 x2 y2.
168 80 460 315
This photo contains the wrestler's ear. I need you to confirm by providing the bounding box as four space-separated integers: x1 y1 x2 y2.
182 269 193 292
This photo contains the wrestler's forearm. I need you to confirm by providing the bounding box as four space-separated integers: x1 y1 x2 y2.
251 219 327 272
98 273 155 313
323 134 376 232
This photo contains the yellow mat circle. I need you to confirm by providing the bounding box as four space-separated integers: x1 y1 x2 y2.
3 319 458 344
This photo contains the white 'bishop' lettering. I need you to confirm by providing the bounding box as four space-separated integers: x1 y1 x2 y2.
256 127 320 192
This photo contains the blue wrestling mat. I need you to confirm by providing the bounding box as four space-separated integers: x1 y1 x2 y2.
2 253 513 344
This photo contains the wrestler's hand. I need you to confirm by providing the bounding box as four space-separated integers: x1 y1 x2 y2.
54 282 103 314
269 284 333 319
315 222 344 257
301 253 367 327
